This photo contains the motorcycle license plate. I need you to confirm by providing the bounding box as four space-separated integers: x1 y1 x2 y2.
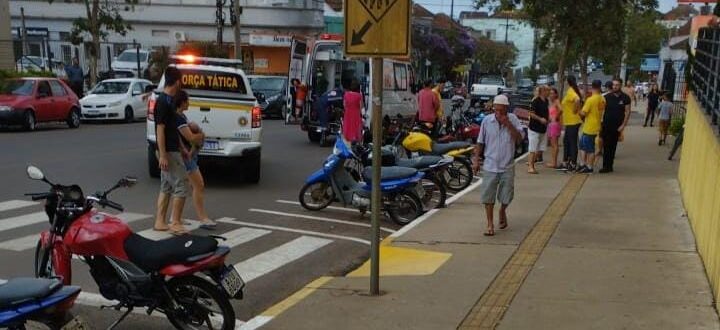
220 265 245 297
203 140 220 151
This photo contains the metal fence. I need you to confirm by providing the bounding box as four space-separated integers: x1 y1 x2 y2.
692 26 720 130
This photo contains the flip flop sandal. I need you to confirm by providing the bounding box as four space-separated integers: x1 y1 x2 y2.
153 226 169 232
170 227 189 236
199 220 218 230
483 230 495 236
528 170 539 174
499 221 508 229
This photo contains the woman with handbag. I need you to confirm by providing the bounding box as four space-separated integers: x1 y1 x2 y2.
176 90 216 230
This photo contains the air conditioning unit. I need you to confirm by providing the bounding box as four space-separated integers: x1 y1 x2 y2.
173 31 187 42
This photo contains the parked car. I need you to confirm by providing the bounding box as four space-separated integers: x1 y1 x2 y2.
248 75 287 119
0 78 81 131
517 78 534 93
470 76 506 108
111 49 154 78
80 78 152 122
536 75 555 86
16 56 65 77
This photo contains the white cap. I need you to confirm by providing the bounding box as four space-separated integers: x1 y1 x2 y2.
493 94 509 106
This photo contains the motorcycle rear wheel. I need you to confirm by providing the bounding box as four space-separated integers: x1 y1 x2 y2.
420 176 446 211
299 182 335 211
166 276 235 330
386 191 423 226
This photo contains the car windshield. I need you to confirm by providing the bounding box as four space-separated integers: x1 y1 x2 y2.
0 80 35 96
480 77 503 85
92 81 131 94
250 77 285 91
117 52 148 62
519 79 533 87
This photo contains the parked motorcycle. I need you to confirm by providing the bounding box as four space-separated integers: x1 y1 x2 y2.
355 145 452 211
26 166 243 330
393 126 475 192
0 277 82 329
299 136 425 226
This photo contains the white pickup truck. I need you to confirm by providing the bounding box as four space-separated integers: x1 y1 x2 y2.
470 76 506 108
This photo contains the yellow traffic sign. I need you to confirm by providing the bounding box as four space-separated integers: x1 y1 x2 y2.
344 0 410 57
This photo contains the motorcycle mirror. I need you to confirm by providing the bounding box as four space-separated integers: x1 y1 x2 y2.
26 166 45 181
119 176 138 188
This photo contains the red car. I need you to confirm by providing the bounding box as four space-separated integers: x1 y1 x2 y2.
0 77 81 131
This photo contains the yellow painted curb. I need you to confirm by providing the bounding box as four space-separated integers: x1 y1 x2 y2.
260 276 334 317
346 245 452 277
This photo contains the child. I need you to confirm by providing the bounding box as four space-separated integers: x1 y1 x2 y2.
657 93 673 145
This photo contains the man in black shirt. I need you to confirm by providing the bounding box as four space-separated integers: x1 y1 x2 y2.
153 67 190 234
527 86 549 174
600 78 631 173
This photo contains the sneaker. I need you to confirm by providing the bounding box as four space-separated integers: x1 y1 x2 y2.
555 164 568 171
574 165 588 173
580 167 594 174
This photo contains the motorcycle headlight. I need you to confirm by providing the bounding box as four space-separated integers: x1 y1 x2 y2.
0 105 12 112
108 101 122 107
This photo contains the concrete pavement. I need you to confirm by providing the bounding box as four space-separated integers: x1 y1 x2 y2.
262 114 720 329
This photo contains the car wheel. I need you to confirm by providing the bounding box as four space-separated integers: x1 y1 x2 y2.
24 110 36 131
66 108 81 129
244 152 261 184
148 144 160 178
124 106 134 123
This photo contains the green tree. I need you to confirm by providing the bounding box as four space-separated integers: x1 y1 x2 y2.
474 36 518 74
53 0 136 86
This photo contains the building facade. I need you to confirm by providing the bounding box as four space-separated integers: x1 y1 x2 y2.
459 12 536 70
9 0 325 75
0 0 12 70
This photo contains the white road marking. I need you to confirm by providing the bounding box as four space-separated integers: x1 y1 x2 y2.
220 227 272 248
275 199 358 213
217 217 370 245
0 200 38 212
239 316 273 330
0 212 47 232
0 212 150 251
233 236 332 283
249 208 396 234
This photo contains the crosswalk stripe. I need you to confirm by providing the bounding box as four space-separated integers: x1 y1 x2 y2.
222 227 272 248
234 236 332 283
0 212 47 232
0 200 38 212
217 217 371 245
0 212 150 252
249 208 396 233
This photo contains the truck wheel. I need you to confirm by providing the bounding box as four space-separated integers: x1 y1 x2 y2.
308 130 321 143
244 152 261 184
148 145 160 178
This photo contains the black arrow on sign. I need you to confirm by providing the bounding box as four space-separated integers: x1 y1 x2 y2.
351 20 373 46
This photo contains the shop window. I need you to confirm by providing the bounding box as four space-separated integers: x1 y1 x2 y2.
61 45 72 64
28 43 41 57
393 63 407 91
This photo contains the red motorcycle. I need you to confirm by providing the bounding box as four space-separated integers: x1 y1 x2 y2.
25 166 243 330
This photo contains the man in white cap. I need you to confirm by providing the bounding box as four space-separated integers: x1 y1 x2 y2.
471 94 525 236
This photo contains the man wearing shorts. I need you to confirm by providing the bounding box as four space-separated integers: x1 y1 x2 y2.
471 94 525 236
153 67 190 235
657 92 673 145
577 80 605 174
527 85 549 174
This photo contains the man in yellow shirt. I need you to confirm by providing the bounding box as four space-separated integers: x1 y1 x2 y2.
559 76 583 171
577 80 605 173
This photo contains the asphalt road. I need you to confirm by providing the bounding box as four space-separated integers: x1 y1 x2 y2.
0 118 407 329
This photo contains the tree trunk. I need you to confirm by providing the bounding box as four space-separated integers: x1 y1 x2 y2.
87 0 99 87
557 34 571 96
579 53 589 96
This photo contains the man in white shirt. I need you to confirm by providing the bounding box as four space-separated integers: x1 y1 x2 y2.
471 94 525 236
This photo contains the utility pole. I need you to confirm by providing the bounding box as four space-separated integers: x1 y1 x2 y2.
450 0 454 21
20 7 28 57
231 0 242 60
500 12 513 44
216 0 225 46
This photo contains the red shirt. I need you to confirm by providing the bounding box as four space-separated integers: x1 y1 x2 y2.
417 88 439 122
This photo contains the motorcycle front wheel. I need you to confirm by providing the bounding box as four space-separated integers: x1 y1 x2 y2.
299 182 335 211
386 191 423 226
419 176 446 211
443 158 473 192
34 240 54 278
166 276 235 330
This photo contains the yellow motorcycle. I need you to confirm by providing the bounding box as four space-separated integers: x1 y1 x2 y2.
392 127 475 192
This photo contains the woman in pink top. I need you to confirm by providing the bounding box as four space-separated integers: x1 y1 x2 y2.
342 79 364 143
546 87 563 168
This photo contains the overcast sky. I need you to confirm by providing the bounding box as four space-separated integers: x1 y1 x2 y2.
424 0 681 19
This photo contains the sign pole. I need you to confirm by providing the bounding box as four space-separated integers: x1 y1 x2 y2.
370 56 383 296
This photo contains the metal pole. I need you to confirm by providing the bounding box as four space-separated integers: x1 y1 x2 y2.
20 7 28 57
135 40 141 78
370 57 383 296
450 0 454 21
216 0 224 46
233 0 242 60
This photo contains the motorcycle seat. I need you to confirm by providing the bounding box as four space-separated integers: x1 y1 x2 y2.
395 156 444 170
124 233 219 272
362 166 417 182
431 141 472 155
0 277 62 309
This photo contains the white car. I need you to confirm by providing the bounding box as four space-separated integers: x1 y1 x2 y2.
81 78 152 122
111 49 154 78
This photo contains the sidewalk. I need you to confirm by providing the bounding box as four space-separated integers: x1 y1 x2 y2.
260 113 719 330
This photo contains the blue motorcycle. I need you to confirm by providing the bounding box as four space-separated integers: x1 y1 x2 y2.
299 136 425 225
0 277 82 329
